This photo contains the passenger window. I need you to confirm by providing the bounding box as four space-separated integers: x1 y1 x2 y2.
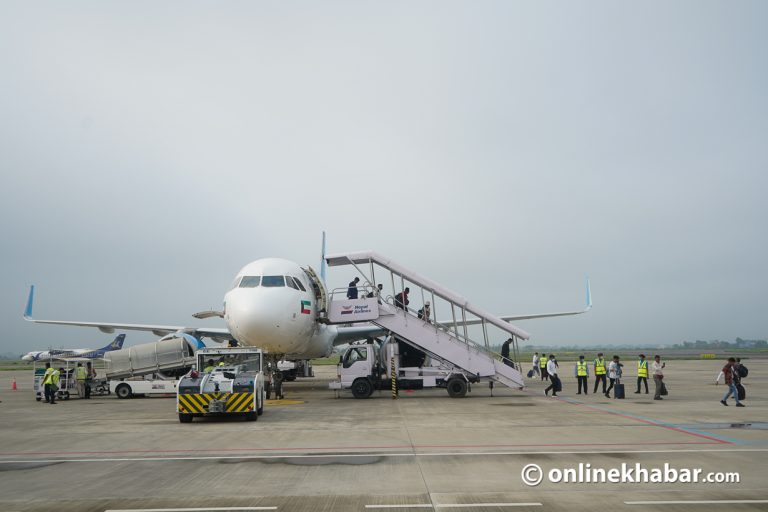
292 277 307 292
286 276 298 290
261 275 285 287
239 276 261 288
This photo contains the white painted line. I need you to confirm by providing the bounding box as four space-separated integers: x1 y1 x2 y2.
436 504 542 508
2 447 767 465
365 506 433 509
625 500 768 505
104 508 277 511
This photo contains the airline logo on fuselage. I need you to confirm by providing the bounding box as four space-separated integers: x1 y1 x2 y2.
301 300 311 314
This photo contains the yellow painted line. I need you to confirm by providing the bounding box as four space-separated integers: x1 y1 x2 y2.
265 399 304 406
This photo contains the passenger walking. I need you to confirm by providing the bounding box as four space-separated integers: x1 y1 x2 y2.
539 353 549 381
417 301 431 323
347 277 360 299
593 352 607 394
544 355 560 397
720 357 745 407
75 362 87 399
605 355 622 398
635 354 649 394
652 355 665 400
532 352 540 376
574 355 589 394
394 288 410 310
501 338 514 368
366 284 384 298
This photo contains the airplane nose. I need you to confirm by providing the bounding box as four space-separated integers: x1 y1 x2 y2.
22 355 33 362
225 289 302 352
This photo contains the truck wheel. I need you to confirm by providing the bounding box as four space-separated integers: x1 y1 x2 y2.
36 396 41 402
447 378 468 398
115 384 133 399
179 413 193 423
63 392 70 400
351 378 373 399
245 411 258 421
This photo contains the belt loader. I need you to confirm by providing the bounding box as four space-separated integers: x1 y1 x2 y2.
176 347 265 423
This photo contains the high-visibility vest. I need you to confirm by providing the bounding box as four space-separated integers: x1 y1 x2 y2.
594 358 606 375
42 368 54 385
539 356 547 368
75 366 88 381
203 365 215 374
638 360 648 378
576 361 588 377
51 370 60 386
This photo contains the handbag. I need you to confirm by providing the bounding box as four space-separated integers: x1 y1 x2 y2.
660 382 668 396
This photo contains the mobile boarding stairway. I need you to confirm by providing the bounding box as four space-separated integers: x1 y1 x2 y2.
324 251 527 391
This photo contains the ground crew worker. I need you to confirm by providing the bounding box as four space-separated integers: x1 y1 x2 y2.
574 355 589 394
635 354 649 394
75 362 88 399
593 352 607 394
42 362 56 404
539 353 549 381
85 361 96 398
203 359 216 373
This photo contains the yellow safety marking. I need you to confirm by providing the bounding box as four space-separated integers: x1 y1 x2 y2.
265 399 304 406
226 392 253 412
178 394 204 413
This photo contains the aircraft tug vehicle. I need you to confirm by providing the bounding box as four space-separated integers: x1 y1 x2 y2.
176 347 265 423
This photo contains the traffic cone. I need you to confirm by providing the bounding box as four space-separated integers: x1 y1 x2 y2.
11 378 17 391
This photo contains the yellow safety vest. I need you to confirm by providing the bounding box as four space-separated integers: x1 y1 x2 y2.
203 365 215 374
75 367 88 381
594 358 606 375
539 356 547 368
638 360 648 378
42 368 54 385
576 361 588 377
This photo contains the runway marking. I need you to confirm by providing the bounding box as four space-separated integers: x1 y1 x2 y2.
553 396 740 445
1 447 766 465
365 505 542 509
624 500 768 505
0 440 719 458
104 508 277 511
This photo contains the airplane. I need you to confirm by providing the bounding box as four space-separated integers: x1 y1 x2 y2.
23 235 591 366
21 333 126 362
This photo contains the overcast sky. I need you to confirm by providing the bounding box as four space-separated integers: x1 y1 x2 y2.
1 1 766 355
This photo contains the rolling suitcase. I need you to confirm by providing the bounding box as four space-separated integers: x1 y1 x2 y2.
527 369 535 378
613 378 625 399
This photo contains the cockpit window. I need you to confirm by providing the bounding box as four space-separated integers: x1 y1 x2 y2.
239 276 261 288
261 275 285 287
292 277 307 292
286 276 298 290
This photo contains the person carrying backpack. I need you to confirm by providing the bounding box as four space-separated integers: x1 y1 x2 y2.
720 357 745 407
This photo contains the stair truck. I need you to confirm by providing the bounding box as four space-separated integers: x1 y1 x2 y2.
330 337 477 399
176 347 265 423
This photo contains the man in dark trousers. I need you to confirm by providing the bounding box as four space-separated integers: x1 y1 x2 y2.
574 355 589 394
593 352 607 394
347 277 360 299
501 338 514 367
635 354 649 394
394 287 410 310
539 353 549 381
544 355 560 397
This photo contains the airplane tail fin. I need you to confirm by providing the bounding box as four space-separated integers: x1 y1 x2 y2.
103 334 126 351
585 276 592 310
320 231 327 283
24 285 35 319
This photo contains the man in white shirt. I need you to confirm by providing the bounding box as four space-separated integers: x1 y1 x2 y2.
651 355 665 400
532 352 540 376
544 355 560 397
605 355 622 398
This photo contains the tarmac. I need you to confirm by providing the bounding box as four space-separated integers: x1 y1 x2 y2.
0 359 766 512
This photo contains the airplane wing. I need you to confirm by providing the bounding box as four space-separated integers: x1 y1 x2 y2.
23 286 233 343
439 277 593 325
332 324 388 346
